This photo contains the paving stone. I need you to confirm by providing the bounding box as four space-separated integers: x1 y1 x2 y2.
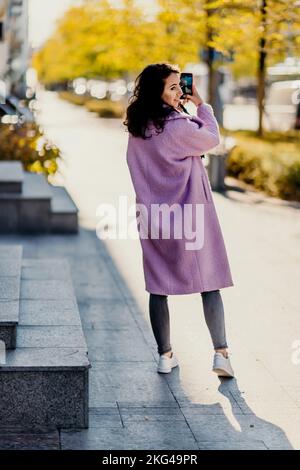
4 347 89 370
182 414 294 450
168 378 244 414
281 386 300 408
20 280 75 300
79 300 137 330
0 245 22 259
180 402 244 416
88 407 123 428
19 299 81 326
0 277 20 300
21 258 70 280
75 281 123 302
85 329 153 362
16 325 87 349
0 259 21 277
196 440 268 450
0 300 19 322
118 405 185 424
61 421 199 450
37 235 97 257
89 363 176 407
68 257 106 283
229 389 300 415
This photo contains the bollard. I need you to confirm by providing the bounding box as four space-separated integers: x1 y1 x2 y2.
206 152 227 191
205 136 236 191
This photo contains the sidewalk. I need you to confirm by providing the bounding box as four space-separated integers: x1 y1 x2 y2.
0 90 298 450
0 226 297 450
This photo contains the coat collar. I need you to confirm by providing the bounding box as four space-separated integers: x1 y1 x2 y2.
165 109 203 126
146 105 203 132
162 103 185 120
162 103 201 122
165 110 192 120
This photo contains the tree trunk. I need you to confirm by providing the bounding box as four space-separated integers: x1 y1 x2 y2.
257 0 267 137
206 3 216 108
205 2 223 125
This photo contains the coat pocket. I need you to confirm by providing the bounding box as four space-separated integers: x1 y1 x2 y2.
201 174 212 203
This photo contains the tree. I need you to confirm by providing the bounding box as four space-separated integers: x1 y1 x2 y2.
158 0 300 135
33 0 300 135
33 0 162 82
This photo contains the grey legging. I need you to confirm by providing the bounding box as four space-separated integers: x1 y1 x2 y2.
149 289 228 355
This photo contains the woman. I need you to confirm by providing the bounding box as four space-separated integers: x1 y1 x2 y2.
124 63 234 377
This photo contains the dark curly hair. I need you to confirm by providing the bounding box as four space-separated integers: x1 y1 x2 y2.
123 63 181 139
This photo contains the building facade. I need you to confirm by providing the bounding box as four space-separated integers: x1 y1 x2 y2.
0 0 29 98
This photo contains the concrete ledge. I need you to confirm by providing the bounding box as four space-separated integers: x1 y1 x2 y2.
0 369 89 429
0 245 22 349
50 185 78 234
0 301 19 323
0 324 16 350
0 245 22 259
2 347 90 371
0 162 23 194
0 173 52 234
0 169 79 234
19 299 81 326
0 257 91 430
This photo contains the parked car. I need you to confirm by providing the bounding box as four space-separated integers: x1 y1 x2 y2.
264 80 300 131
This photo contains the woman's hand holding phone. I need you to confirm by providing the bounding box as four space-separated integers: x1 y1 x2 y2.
185 83 203 106
181 84 203 107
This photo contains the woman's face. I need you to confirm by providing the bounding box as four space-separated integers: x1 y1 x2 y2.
161 72 183 110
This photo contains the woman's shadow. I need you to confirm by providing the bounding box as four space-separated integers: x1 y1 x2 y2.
218 377 293 450
167 368 294 450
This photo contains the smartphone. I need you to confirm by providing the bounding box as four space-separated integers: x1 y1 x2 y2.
180 73 193 96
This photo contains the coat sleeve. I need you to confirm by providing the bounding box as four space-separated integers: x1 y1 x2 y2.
165 103 221 159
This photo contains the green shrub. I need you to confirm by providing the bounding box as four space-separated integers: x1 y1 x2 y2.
0 122 61 177
226 130 300 201
59 91 125 118
58 91 89 106
276 160 300 201
85 99 124 118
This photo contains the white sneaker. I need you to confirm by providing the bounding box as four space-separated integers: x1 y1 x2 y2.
157 352 179 374
212 352 235 378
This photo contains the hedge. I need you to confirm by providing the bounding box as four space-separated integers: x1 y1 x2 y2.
226 130 300 202
59 91 125 118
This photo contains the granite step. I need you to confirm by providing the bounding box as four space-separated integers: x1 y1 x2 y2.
0 161 79 234
0 172 52 234
0 245 22 350
0 162 23 194
50 185 78 234
0 258 91 430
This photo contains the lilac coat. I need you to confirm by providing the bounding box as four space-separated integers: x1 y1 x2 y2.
126 102 234 295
